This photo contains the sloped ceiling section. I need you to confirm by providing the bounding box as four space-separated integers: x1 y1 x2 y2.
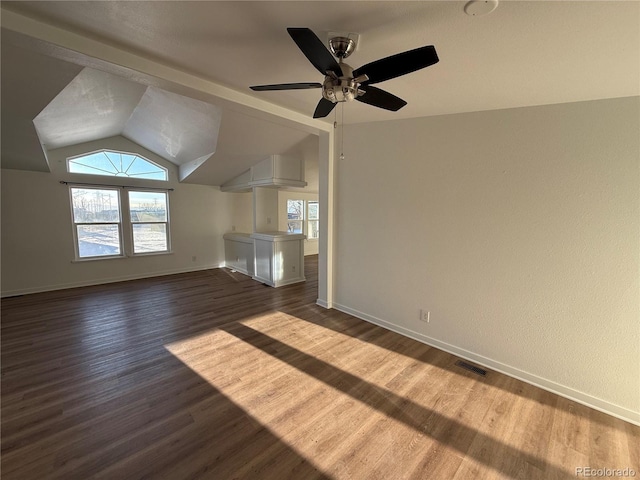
122 87 222 181
33 68 146 149
33 67 222 181
0 41 83 171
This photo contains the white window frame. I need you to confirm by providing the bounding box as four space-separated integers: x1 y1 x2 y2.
287 199 305 235
70 187 124 260
67 149 168 181
306 200 319 240
286 199 319 241
69 186 171 261
127 190 171 255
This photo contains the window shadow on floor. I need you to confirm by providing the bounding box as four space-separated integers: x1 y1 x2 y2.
220 321 574 479
1 343 334 479
278 301 632 433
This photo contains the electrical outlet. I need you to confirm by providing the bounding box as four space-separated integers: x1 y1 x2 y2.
192 256 197 262
267 217 272 224
420 309 430 323
232 225 236 231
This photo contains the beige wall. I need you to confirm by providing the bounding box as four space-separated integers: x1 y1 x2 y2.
227 191 253 234
334 97 640 423
253 187 279 232
1 136 233 295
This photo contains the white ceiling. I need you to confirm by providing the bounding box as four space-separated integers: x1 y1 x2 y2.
34 67 147 150
1 1 638 185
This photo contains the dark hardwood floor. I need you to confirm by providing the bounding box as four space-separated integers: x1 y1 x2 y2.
2 256 638 479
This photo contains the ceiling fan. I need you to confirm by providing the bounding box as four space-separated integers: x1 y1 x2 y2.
250 28 439 119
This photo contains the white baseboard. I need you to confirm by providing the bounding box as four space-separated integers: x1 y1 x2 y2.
1 263 226 298
316 298 332 309
333 302 640 427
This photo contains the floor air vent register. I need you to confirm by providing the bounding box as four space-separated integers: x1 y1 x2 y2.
455 360 488 377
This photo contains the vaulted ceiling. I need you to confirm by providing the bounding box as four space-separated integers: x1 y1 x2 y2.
2 1 638 186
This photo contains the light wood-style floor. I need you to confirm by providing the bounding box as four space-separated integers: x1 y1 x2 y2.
2 256 638 479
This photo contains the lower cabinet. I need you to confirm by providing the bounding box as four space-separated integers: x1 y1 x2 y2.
223 233 255 276
224 231 306 287
251 232 306 287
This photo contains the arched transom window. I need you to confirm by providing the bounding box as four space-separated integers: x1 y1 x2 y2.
67 150 168 181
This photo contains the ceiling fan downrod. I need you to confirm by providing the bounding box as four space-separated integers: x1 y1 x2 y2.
328 36 356 59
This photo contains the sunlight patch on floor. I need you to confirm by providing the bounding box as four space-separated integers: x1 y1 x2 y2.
162 315 447 477
164 312 572 478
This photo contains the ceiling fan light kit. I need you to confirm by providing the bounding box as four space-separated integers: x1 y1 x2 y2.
250 27 439 118
321 63 362 104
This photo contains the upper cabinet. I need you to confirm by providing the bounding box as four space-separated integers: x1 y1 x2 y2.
221 155 306 192
220 169 252 191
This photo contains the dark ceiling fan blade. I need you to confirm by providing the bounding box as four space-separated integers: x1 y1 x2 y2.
313 98 337 118
250 82 322 91
356 85 407 111
353 45 439 85
287 27 342 76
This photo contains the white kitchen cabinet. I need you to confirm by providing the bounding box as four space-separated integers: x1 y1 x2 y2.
223 233 255 276
220 155 306 191
251 232 305 287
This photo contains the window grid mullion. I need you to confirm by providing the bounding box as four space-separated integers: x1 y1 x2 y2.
121 189 133 256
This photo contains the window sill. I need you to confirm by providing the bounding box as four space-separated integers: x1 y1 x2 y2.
72 251 173 263
131 251 173 258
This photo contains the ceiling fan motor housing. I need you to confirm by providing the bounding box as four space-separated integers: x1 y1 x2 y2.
322 62 363 103
250 28 439 117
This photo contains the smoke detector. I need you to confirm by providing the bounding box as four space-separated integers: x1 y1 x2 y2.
464 0 499 16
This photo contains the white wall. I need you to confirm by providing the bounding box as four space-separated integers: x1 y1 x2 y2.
278 190 319 256
1 136 233 296
253 187 279 232
334 97 640 423
227 191 253 234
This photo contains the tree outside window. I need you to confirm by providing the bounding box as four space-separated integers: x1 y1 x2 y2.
286 199 319 239
70 187 170 259
71 188 123 258
287 199 304 234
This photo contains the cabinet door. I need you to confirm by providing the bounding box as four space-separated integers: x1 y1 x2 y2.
277 241 302 283
224 240 240 270
254 239 273 284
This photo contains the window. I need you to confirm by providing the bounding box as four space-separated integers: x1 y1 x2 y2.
71 188 122 258
287 199 304 234
307 201 319 240
68 150 168 181
70 187 170 259
129 191 169 253
286 199 319 239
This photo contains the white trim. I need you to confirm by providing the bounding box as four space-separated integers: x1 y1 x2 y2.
1 263 226 298
316 299 332 309
317 131 335 307
251 276 306 288
332 302 640 427
221 263 250 277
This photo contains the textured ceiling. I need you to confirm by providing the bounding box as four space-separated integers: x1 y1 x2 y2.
1 1 638 185
4 1 638 123
34 68 146 150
